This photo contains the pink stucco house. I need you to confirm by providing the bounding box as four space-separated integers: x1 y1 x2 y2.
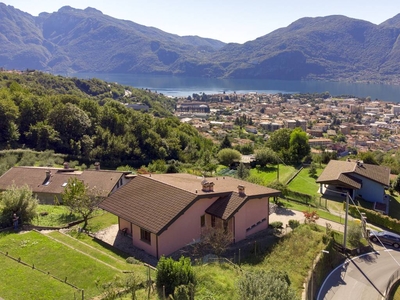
99 173 281 258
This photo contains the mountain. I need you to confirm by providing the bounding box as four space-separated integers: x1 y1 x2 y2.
2 3 400 83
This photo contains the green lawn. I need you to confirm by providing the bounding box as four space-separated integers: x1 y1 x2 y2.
47 231 135 272
287 167 323 197
0 255 78 300
84 211 118 232
248 164 296 185
31 206 117 232
0 231 128 299
194 263 239 300
32 205 80 227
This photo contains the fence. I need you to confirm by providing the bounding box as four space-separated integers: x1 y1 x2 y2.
0 250 84 299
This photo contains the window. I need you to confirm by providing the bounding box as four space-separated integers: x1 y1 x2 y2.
140 228 151 244
211 216 216 228
201 215 205 227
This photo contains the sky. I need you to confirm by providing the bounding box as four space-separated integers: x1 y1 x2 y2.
3 0 400 43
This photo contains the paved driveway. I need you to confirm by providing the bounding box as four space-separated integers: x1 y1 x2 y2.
269 206 346 233
318 249 400 300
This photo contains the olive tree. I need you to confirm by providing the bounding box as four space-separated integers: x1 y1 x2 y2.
61 177 103 229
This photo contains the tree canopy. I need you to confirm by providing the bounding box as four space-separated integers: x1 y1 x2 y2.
61 177 103 229
0 71 214 168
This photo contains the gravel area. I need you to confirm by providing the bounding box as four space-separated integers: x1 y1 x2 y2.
93 224 158 266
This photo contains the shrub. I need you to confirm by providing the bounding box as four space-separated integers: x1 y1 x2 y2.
126 257 140 264
348 222 363 248
288 219 300 230
0 184 38 227
237 269 297 300
270 221 283 229
156 256 196 298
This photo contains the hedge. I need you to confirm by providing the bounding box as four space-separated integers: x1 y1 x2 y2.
348 205 400 234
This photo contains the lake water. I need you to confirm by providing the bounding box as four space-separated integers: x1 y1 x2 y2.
74 73 400 102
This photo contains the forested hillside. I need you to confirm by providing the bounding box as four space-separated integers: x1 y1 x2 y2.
0 71 214 168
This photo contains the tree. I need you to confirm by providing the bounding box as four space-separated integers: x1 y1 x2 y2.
312 153 323 167
236 162 249 179
217 148 241 166
267 128 291 154
309 162 317 177
25 121 61 151
0 184 38 227
48 103 92 152
393 174 400 195
0 91 20 144
289 127 310 164
254 147 278 166
61 177 103 229
194 226 233 258
219 135 232 150
156 256 196 298
359 151 378 165
237 269 297 300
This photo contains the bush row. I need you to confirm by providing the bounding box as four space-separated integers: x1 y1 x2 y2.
348 205 400 234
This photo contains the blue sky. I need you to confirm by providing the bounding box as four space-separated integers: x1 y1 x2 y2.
3 0 400 43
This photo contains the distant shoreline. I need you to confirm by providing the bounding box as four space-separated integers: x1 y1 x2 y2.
70 72 400 103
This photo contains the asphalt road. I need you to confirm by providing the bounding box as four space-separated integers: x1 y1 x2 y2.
318 248 400 300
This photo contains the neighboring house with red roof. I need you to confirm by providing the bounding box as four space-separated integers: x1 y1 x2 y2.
99 173 281 258
0 163 133 204
316 160 390 213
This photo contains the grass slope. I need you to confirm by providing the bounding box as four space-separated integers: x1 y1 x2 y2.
0 255 77 300
0 231 123 299
287 167 323 196
248 164 296 185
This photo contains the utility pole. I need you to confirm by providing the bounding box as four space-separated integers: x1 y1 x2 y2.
343 192 349 250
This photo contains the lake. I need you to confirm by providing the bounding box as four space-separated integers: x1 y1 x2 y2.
73 73 400 102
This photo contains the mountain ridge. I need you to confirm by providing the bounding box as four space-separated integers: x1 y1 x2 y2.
1 3 400 83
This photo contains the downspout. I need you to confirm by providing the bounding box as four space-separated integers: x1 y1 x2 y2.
156 235 159 259
130 222 133 236
233 216 236 243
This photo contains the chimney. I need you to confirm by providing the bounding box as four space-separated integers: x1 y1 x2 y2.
43 170 52 185
237 185 245 195
63 162 69 169
94 162 100 171
201 179 210 192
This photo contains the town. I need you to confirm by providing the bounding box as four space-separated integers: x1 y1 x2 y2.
174 91 400 155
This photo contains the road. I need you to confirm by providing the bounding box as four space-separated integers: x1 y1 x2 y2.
318 248 400 300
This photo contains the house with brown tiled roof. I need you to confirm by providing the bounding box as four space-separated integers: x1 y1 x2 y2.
316 160 390 213
99 173 280 258
0 163 133 204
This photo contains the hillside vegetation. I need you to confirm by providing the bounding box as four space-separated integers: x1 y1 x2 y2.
0 71 213 169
